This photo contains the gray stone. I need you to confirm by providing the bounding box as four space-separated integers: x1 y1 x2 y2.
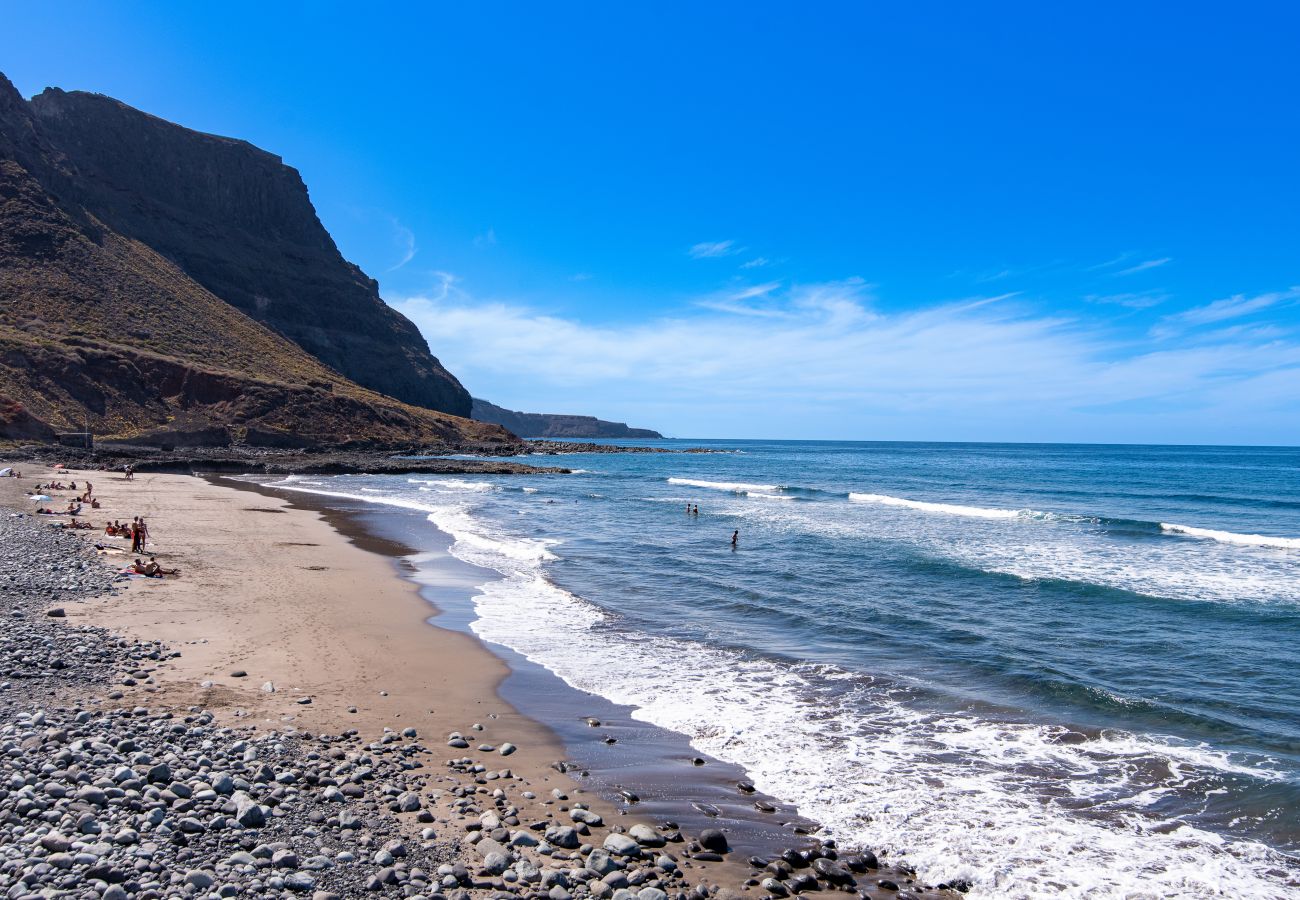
546 825 582 849
698 828 729 853
285 872 317 891
39 832 72 853
234 791 266 827
628 823 665 847
586 848 619 876
603 833 641 857
185 870 215 890
571 807 604 827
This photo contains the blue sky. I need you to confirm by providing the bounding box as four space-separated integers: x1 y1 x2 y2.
5 2 1299 442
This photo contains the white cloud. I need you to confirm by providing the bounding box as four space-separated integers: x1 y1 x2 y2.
391 278 1300 441
688 240 740 259
1162 288 1297 327
474 227 498 248
1085 291 1169 309
741 257 771 269
1115 257 1172 276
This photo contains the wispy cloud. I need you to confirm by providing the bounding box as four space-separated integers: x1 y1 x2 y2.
688 240 741 259
1085 291 1169 309
1155 288 1298 336
570 272 594 282
1115 257 1172 276
741 257 771 269
386 218 417 271
696 281 787 317
1087 251 1135 271
390 277 1300 440
474 227 498 249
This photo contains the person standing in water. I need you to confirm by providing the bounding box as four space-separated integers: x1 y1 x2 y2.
731 529 739 548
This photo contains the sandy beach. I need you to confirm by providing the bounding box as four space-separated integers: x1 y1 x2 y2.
0 460 941 899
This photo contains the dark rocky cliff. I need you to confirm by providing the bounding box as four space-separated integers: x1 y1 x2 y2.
0 72 512 450
26 87 471 416
472 398 663 439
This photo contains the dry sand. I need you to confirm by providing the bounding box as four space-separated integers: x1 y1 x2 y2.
38 469 590 790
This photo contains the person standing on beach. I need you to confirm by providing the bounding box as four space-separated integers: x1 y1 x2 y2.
130 517 143 553
138 518 150 551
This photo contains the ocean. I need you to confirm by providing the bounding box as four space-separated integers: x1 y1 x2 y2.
260 440 1300 898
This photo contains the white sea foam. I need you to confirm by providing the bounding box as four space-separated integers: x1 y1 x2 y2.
1160 522 1300 550
460 563 1295 899
259 479 557 564
407 479 497 492
668 477 781 493
849 492 1033 519
747 501 1298 605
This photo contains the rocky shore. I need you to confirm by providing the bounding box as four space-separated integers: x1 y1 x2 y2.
0 446 565 478
1 467 957 900
515 443 719 456
0 438 722 480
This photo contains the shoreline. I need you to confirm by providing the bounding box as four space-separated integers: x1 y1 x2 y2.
233 477 820 855
1 460 951 899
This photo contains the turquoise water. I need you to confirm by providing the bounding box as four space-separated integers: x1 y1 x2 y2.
272 441 1300 898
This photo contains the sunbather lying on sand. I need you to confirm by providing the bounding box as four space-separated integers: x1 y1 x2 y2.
130 557 179 577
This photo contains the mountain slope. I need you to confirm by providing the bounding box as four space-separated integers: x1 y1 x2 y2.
26 86 471 417
472 398 663 439
0 73 512 450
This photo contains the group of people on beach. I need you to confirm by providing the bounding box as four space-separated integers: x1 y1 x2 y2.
28 465 180 577
105 517 150 552
32 479 101 524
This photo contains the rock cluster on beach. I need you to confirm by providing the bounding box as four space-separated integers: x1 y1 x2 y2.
0 494 955 899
